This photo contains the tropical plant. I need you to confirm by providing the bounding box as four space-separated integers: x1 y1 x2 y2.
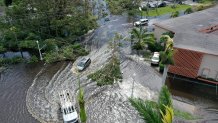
131 28 155 51
130 85 174 123
160 35 174 85
77 77 87 123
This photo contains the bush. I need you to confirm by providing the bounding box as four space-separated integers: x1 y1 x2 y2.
170 11 179 18
0 56 23 66
148 42 164 52
44 44 88 63
184 7 193 14
88 57 122 86
159 62 164 73
162 32 174 38
28 55 38 64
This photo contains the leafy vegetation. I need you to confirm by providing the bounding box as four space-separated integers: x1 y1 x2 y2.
44 44 88 63
130 85 174 123
88 57 122 86
27 55 38 64
77 79 87 123
174 109 199 120
0 0 97 63
106 0 140 15
0 56 23 66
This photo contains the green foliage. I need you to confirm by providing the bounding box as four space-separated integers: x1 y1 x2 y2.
148 42 164 52
130 86 174 123
170 11 179 18
106 0 137 15
131 28 155 51
184 7 193 14
27 55 38 64
88 57 122 86
162 32 174 38
4 0 12 6
77 86 87 123
159 62 164 73
18 40 37 49
174 109 199 120
0 0 97 59
0 56 23 66
158 85 173 114
142 5 190 17
129 98 162 123
160 51 174 65
0 45 6 53
44 44 88 63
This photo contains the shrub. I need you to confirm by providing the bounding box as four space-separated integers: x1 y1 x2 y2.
148 42 164 52
162 32 174 38
28 55 38 64
0 57 23 66
184 7 193 14
159 62 164 73
170 11 179 18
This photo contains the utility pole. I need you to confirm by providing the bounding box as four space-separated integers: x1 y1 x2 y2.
131 73 136 98
36 40 43 61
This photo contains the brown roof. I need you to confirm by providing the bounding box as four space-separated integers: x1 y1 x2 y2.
168 48 204 78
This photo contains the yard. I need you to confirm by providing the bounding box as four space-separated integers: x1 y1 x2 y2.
142 5 191 17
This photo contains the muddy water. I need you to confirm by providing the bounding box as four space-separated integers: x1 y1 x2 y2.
0 62 64 123
167 77 218 122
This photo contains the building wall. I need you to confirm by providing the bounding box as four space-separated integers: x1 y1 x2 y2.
198 54 218 80
154 26 169 41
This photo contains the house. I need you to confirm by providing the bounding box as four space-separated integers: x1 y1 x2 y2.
153 6 218 85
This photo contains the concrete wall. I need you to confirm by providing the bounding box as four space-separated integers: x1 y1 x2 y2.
154 26 169 41
198 54 218 80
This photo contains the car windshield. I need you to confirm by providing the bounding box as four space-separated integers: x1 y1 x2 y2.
77 62 84 67
152 57 159 60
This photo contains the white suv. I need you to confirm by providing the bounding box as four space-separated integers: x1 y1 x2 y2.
134 18 149 26
151 52 160 65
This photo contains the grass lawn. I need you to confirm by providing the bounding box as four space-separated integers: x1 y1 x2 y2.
142 5 191 17
174 109 201 120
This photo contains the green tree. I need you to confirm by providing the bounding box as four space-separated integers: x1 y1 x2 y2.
131 28 155 51
160 35 174 85
4 0 12 6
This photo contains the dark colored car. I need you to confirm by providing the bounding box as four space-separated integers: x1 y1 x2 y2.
77 58 91 71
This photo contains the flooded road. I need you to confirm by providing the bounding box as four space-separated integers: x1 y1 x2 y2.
0 63 42 123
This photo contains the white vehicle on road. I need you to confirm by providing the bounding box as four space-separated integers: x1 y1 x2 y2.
134 18 149 26
59 90 79 123
151 52 160 65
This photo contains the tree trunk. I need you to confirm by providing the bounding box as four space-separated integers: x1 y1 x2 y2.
162 65 168 86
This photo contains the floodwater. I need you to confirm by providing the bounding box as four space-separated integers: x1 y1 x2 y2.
0 62 64 123
167 76 218 122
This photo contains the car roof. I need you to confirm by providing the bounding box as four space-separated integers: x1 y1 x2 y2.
153 52 160 57
140 18 148 21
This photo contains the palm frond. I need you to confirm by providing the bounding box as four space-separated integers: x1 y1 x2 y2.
160 105 174 123
158 85 173 114
129 98 162 123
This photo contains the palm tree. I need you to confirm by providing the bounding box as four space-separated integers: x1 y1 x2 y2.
130 85 174 123
131 28 155 51
160 35 174 86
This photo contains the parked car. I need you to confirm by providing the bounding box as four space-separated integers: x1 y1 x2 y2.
134 18 149 26
151 52 160 65
77 57 91 71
